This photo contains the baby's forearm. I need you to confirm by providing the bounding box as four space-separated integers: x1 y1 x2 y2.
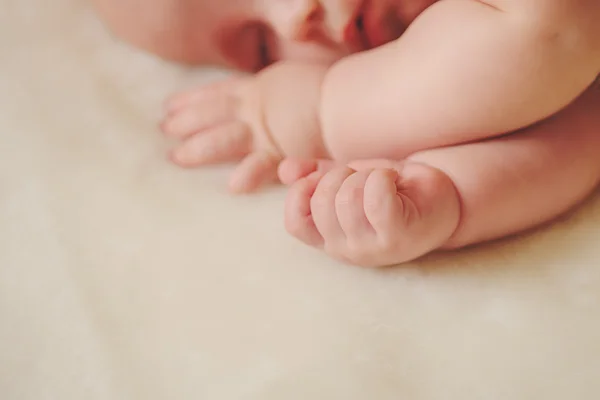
319 0 600 161
411 86 600 249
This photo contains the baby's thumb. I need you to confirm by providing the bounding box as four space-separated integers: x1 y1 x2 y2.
277 158 405 185
278 158 337 185
229 152 280 194
346 159 404 171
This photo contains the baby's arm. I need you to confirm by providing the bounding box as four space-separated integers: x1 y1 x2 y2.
162 0 600 190
281 86 600 266
320 0 600 161
411 86 600 250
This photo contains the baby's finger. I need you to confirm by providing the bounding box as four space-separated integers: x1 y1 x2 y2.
346 159 402 171
170 121 251 167
335 170 375 237
161 95 238 139
284 171 327 247
363 169 409 236
228 152 280 194
278 158 337 185
311 167 355 243
164 75 246 114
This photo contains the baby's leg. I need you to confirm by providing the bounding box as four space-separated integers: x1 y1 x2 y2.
280 87 600 266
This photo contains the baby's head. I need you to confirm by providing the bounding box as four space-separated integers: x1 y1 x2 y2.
191 0 437 71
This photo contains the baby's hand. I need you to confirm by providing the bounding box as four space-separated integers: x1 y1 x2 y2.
279 158 461 267
161 75 283 193
161 62 329 193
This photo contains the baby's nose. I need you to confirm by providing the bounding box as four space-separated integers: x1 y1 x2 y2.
270 0 325 42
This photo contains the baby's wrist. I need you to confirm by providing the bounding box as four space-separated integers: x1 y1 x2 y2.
258 61 331 160
279 133 329 160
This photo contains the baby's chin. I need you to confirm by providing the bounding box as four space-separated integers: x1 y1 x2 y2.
274 41 348 68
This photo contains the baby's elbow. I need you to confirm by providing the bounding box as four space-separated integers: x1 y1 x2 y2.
504 0 599 50
505 0 600 81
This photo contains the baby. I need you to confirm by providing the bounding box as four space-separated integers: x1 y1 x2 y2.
152 0 600 266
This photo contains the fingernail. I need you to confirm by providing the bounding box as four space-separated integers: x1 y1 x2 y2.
228 179 249 195
385 169 400 183
169 149 185 165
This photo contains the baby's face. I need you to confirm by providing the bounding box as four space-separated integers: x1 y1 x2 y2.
193 0 436 71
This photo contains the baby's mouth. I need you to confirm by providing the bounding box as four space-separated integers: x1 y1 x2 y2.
343 1 370 52
354 14 370 50
345 1 404 52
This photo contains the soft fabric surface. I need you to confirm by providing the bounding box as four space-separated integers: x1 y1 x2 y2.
2 1 600 398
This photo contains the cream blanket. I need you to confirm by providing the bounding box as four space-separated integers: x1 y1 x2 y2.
2 0 600 398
